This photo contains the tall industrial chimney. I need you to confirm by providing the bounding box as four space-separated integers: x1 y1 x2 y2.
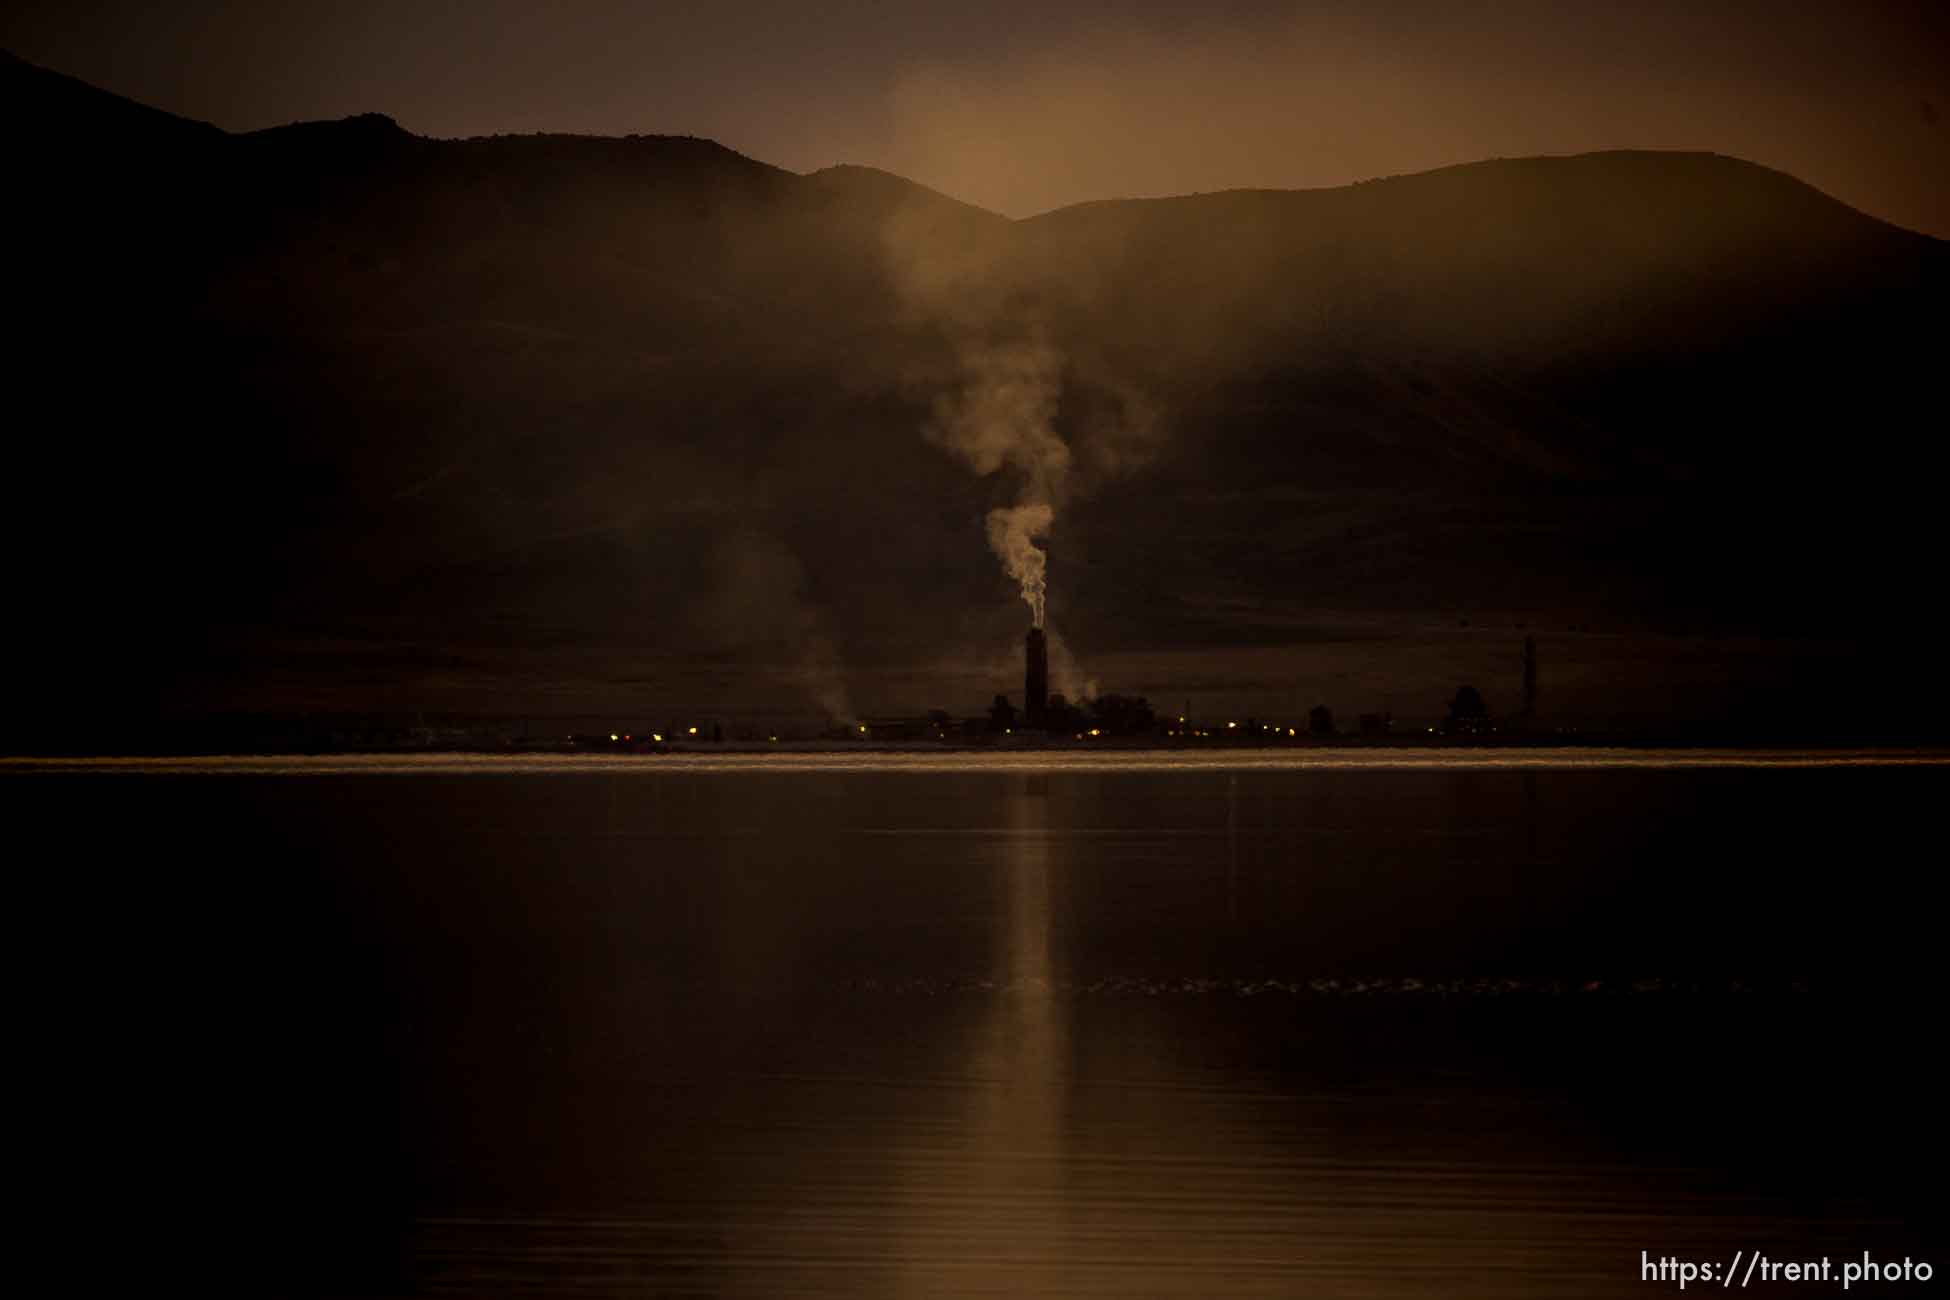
1025 626 1049 727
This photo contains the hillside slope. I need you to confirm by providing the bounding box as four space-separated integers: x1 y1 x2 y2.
6 52 1944 735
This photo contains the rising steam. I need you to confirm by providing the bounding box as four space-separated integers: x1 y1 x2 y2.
926 338 1071 625
703 530 856 727
985 502 1053 626
884 192 1160 654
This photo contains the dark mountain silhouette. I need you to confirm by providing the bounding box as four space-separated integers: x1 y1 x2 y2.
6 51 1944 738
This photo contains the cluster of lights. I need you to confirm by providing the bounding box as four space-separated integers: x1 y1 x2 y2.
1161 717 1317 739
591 725 799 744
589 713 1391 748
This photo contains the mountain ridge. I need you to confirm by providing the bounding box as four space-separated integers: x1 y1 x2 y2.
13 48 1940 243
5 50 1944 738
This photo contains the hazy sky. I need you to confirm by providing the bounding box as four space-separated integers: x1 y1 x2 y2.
7 1 1947 234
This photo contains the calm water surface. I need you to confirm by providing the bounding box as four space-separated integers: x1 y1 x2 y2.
15 758 1945 1296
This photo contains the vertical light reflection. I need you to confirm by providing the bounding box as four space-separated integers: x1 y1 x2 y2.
897 773 1070 1294
1227 771 1239 925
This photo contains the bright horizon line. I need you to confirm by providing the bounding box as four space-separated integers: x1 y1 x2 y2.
8 749 1950 776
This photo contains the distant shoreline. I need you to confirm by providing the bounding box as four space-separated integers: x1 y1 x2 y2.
7 747 1949 775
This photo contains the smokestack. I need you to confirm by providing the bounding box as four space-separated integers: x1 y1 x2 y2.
1025 626 1049 727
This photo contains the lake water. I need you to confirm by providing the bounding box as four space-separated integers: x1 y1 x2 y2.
12 754 1945 1296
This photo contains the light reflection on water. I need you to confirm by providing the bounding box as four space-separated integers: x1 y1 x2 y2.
10 763 1942 1296
890 775 1068 1294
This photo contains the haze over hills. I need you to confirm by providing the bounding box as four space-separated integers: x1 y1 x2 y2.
7 50 1945 742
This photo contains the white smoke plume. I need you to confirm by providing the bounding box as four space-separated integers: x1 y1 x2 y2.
985 502 1054 627
926 337 1071 625
924 339 1070 499
882 201 1162 669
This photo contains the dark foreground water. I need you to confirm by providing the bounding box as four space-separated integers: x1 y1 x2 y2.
12 757 1946 1296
